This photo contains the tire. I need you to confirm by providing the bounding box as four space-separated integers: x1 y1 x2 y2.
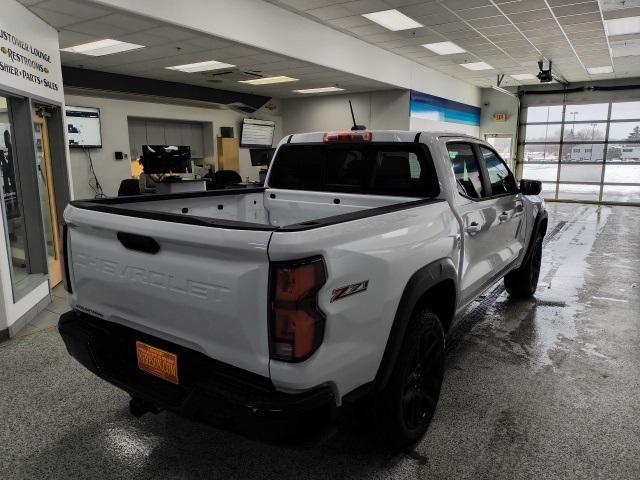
376 308 445 449
504 233 543 299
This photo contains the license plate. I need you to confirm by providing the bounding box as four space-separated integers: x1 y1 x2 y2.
136 341 179 385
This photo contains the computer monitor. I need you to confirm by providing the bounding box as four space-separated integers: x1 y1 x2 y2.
142 145 192 174
249 148 275 167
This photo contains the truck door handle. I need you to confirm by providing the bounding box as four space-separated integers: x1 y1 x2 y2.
466 222 481 235
117 232 160 254
498 211 510 222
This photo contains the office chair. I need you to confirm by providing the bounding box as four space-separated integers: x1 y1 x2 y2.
214 170 242 187
118 179 141 196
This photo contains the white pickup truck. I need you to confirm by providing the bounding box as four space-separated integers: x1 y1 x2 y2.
59 130 547 447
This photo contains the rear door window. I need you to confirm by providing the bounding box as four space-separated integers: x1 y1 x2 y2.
269 144 438 197
447 142 485 198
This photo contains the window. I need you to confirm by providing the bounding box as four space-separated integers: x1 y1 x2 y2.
480 147 518 195
447 143 484 198
269 144 437 197
522 100 640 204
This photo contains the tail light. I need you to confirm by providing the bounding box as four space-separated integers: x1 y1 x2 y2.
323 131 372 143
59 223 72 293
270 257 327 362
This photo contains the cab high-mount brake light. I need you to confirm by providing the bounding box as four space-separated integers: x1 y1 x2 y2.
323 131 372 143
270 257 327 362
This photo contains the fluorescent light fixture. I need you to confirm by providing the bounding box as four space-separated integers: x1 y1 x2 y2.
61 39 144 56
587 66 613 74
492 85 517 99
510 73 537 81
166 60 235 73
460 61 493 71
362 9 423 31
293 87 345 94
605 16 640 36
239 76 299 85
422 41 466 55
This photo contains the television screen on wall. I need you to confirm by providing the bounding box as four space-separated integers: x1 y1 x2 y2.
240 118 275 148
65 106 102 148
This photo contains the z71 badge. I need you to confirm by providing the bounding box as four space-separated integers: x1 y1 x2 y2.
330 280 369 303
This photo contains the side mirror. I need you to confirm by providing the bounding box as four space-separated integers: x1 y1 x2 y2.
520 179 542 195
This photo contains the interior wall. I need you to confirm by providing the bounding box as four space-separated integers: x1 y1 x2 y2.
281 90 410 135
479 88 520 162
64 93 282 199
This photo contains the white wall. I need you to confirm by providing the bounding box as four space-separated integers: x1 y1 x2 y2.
479 88 519 144
0 0 67 332
65 93 282 199
282 90 410 136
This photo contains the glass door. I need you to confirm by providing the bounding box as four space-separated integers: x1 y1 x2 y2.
485 134 513 167
32 106 61 286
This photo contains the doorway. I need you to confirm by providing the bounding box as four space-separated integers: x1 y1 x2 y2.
485 134 514 167
32 106 61 286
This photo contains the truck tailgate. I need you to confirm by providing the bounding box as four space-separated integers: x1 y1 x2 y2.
64 205 273 377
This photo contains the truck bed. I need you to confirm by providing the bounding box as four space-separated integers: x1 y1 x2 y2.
70 187 429 230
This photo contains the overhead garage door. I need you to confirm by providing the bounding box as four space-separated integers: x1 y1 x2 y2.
520 101 640 205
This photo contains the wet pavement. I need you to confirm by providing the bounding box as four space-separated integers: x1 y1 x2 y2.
1 203 639 479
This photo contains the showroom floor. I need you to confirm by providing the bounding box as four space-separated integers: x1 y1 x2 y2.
1 203 638 480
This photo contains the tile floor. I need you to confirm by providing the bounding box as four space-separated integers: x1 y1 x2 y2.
18 283 68 337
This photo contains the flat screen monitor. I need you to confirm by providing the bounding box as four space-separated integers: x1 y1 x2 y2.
249 148 275 167
240 118 275 148
65 106 102 148
142 145 192 174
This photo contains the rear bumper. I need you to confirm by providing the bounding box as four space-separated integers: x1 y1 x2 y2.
58 311 335 438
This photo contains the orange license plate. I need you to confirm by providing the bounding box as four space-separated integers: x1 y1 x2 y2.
136 341 179 385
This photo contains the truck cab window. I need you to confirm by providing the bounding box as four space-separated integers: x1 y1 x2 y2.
269 144 438 197
480 147 518 195
447 143 485 198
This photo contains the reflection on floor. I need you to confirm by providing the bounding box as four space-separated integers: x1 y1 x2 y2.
18 283 67 336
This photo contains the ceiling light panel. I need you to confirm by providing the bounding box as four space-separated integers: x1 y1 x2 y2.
510 73 537 80
166 60 236 73
60 39 144 56
605 16 640 36
239 76 299 85
422 41 466 55
293 87 345 94
362 9 423 31
460 62 494 70
587 66 614 74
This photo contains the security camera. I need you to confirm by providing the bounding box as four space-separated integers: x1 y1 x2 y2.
537 59 553 83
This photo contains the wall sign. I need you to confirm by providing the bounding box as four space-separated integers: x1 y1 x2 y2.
493 113 508 122
0 0 64 103
410 90 481 127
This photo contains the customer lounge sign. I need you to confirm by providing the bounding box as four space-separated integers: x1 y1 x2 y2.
0 0 64 103
0 29 59 93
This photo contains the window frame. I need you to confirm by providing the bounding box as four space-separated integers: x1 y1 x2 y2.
446 140 519 202
445 140 489 201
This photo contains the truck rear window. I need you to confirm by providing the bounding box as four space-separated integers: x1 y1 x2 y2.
268 143 439 197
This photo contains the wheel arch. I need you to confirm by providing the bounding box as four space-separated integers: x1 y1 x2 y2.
374 258 458 393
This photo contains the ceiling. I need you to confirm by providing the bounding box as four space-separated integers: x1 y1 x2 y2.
267 0 640 87
18 0 394 98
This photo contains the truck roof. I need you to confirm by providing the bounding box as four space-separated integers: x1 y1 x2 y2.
282 130 481 145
